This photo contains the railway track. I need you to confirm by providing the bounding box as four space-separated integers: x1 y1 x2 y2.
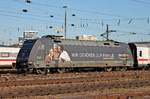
0 70 150 82
0 79 150 98
0 75 149 87
0 68 16 74
0 70 150 98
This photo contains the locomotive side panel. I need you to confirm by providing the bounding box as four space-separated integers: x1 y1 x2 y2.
57 40 133 68
16 36 134 71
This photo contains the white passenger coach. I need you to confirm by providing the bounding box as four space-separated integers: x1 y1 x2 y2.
134 42 150 66
0 47 20 68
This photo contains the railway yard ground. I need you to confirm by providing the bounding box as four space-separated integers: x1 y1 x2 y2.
0 70 150 99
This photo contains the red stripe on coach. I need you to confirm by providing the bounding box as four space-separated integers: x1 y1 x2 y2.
0 59 16 61
138 58 149 61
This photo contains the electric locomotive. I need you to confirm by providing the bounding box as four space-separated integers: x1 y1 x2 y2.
16 35 134 74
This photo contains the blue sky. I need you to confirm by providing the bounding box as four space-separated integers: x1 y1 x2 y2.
0 0 150 44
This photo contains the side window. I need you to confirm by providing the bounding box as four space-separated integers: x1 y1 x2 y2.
104 43 110 45
1 52 9 57
139 51 142 57
114 42 119 46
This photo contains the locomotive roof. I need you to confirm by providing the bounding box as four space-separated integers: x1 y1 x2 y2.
62 39 117 44
41 35 127 47
51 38 126 47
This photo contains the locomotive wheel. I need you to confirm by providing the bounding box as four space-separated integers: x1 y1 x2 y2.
105 67 112 72
37 69 44 74
17 68 27 74
57 68 66 73
34 68 48 75
16 69 23 74
115 67 120 71
120 67 127 71
12 63 16 69
44 68 49 74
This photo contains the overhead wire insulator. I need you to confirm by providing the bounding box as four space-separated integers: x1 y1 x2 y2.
25 0 31 3
72 14 76 16
71 24 75 26
49 26 53 28
117 19 120 26
101 20 104 27
128 19 133 24
50 15 54 18
147 17 149 24
22 9 28 12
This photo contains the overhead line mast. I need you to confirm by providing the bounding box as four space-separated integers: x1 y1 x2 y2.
63 6 67 39
101 24 116 41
